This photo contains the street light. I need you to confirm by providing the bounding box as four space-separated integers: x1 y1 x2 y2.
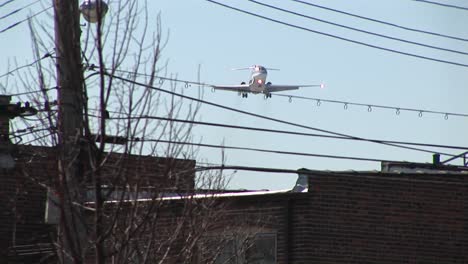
79 0 108 23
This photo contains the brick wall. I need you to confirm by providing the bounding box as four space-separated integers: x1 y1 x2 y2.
0 146 54 261
300 170 468 263
0 145 196 262
102 152 195 190
6 154 466 263
208 170 468 263
78 193 298 263
86 169 466 264
210 193 309 264
107 192 303 263
222 195 290 263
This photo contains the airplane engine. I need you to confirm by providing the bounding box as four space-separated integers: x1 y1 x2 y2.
266 82 272 86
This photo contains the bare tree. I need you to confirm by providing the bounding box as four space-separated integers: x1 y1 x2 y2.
0 1 263 263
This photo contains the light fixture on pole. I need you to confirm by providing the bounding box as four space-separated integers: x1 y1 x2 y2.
79 0 108 23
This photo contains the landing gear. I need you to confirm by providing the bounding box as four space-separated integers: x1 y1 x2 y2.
264 93 272 99
238 91 248 98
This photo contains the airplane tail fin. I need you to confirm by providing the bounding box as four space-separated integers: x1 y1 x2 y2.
231 65 280 71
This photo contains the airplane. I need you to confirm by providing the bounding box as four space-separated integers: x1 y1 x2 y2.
211 65 323 98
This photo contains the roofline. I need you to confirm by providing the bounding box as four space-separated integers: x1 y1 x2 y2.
96 188 305 205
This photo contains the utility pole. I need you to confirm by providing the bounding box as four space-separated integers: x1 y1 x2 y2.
0 95 12 143
0 95 13 169
0 96 37 169
53 0 86 262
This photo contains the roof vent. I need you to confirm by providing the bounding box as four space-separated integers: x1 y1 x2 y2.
292 173 308 193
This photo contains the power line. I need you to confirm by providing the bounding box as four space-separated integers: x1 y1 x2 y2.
292 0 468 42
250 0 468 56
0 5 51 34
0 0 15 8
129 138 401 164
413 0 468 11
75 127 406 164
11 125 36 134
6 86 57 97
21 131 56 145
103 114 468 152
108 69 468 121
10 125 55 137
195 164 468 177
106 68 211 88
274 93 468 120
0 52 53 79
0 0 42 21
103 72 454 156
205 0 468 68
9 124 57 145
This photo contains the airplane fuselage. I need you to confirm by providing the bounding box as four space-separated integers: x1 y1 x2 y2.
248 66 268 94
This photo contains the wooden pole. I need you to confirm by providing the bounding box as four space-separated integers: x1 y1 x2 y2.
53 0 86 262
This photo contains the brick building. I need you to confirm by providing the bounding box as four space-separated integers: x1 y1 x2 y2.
207 166 468 263
2 136 467 264
0 144 195 263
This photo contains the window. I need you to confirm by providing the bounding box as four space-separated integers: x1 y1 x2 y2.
213 233 276 264
245 233 276 264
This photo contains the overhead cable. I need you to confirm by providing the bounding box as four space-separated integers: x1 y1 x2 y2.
275 93 468 120
0 0 15 8
10 126 55 137
250 0 468 56
102 114 468 151
100 68 210 88
0 5 51 34
196 163 468 175
0 0 42 21
195 164 468 178
128 138 401 164
413 0 468 11
109 69 468 121
21 131 56 145
103 72 453 156
6 87 57 97
205 0 468 68
292 0 468 42
0 52 53 79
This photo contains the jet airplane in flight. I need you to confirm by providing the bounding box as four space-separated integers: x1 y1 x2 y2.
211 65 323 98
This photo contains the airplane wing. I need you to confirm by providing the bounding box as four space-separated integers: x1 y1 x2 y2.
267 84 322 93
211 84 251 93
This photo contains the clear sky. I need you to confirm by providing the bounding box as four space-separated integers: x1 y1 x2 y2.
1 0 468 190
